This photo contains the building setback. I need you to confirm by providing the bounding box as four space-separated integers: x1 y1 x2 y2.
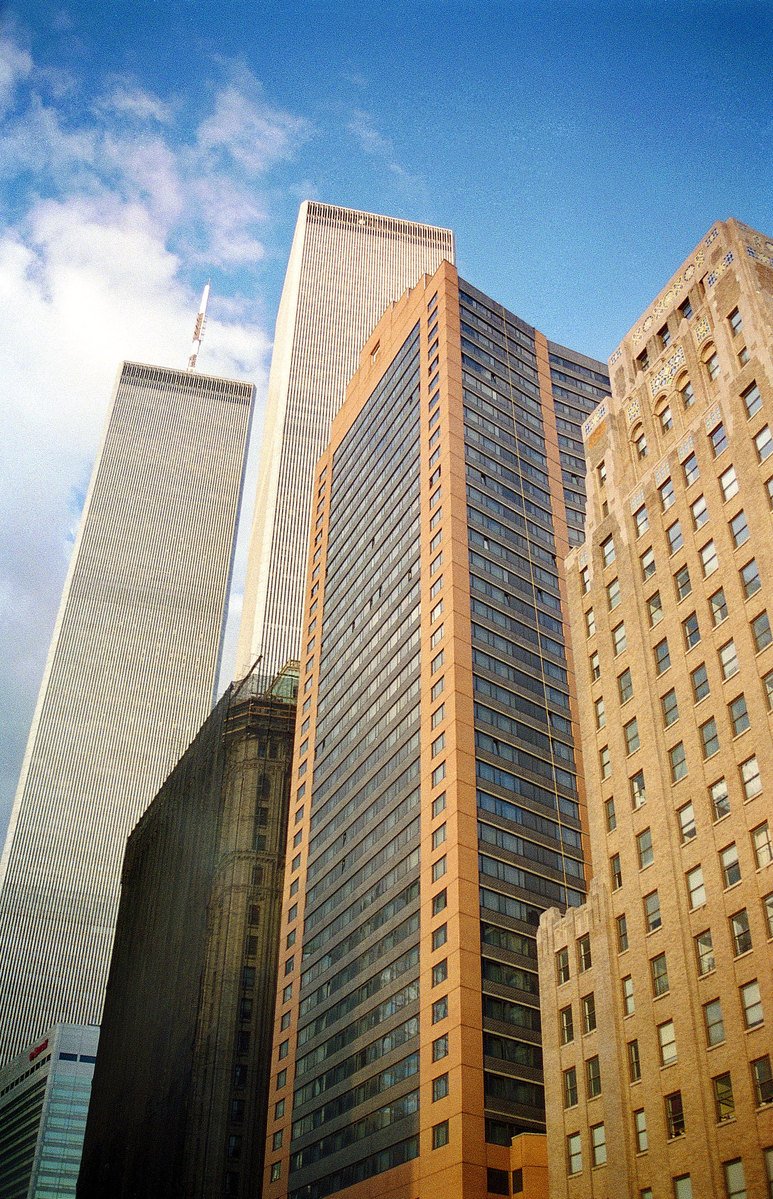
539 219 773 1199
77 666 297 1199
263 260 610 1199
0 362 254 1065
0 1023 99 1199
236 201 455 683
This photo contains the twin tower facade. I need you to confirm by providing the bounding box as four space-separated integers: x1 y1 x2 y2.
0 201 608 1195
0 205 455 1064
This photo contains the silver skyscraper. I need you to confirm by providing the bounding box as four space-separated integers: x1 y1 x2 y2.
236 201 455 678
0 361 254 1063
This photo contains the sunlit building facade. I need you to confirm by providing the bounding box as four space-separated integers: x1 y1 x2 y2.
236 201 455 683
540 219 773 1199
263 260 609 1199
0 362 254 1065
0 1023 99 1199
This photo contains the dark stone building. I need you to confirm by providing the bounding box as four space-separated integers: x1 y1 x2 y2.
78 664 297 1198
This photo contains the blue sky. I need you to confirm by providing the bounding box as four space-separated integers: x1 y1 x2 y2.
1 0 772 839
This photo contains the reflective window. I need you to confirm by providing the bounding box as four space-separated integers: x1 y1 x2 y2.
704 998 725 1045
692 663 710 702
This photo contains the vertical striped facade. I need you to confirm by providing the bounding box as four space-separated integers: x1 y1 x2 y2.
0 362 254 1065
236 202 455 682
263 262 609 1199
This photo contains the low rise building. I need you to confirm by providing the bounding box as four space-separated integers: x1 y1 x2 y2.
0 1023 99 1199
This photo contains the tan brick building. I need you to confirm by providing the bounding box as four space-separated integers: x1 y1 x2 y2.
538 219 773 1199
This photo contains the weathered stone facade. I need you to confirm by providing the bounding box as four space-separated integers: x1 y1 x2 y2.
78 666 297 1199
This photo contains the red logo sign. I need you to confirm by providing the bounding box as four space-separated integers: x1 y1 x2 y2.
29 1039 49 1061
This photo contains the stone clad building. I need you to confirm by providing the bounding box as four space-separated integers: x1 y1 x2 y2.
78 665 297 1199
539 219 773 1199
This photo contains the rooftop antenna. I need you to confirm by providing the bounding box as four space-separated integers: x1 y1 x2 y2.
187 280 210 371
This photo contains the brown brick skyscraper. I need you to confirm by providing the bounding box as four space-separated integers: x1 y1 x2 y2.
262 260 609 1199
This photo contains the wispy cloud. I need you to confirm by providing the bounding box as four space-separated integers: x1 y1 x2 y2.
0 30 32 115
340 68 369 90
0 33 307 841
198 80 311 177
347 108 421 187
101 82 175 125
0 55 311 267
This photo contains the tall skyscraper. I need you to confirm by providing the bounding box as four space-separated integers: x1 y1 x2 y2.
236 201 455 681
262 260 609 1198
0 361 254 1065
539 219 773 1199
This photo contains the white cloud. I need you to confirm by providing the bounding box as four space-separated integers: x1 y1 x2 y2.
187 172 268 267
103 132 184 223
0 91 98 178
347 108 421 186
197 81 310 176
102 82 175 125
0 31 32 115
0 34 307 841
348 108 392 158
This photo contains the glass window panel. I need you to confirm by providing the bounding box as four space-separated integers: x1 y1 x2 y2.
704 998 725 1045
720 843 741 887
659 1020 677 1065
687 865 706 908
678 801 696 842
692 663 710 702
683 451 699 484
691 494 709 528
644 889 661 932
695 929 715 976
648 590 663 626
710 588 729 625
713 1072 734 1122
741 979 763 1028
730 909 752 955
720 465 739 500
753 611 772 652
651 951 668 995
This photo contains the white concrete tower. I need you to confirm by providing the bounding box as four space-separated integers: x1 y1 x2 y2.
0 362 254 1064
236 201 455 680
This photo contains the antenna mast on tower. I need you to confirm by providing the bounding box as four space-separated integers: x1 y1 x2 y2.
187 281 211 371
